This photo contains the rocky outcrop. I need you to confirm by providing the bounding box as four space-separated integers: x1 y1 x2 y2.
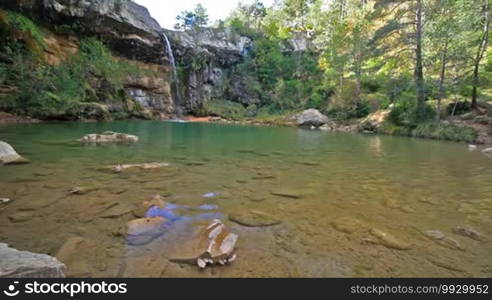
164 28 256 113
295 109 330 128
77 131 138 143
1 1 176 117
55 237 107 277
0 141 29 165
0 243 66 277
2 0 165 64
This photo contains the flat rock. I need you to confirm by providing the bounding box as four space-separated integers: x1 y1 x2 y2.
55 237 107 277
126 217 169 245
229 210 281 227
0 141 29 165
105 162 170 173
69 185 101 195
423 229 465 251
331 217 364 234
0 243 65 278
100 203 133 218
8 212 33 223
271 189 302 199
369 228 411 250
78 131 138 143
453 226 483 241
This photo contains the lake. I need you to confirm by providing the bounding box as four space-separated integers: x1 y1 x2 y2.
0 121 491 277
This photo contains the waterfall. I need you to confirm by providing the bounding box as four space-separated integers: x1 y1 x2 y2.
160 32 183 118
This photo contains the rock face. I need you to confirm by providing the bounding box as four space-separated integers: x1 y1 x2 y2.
0 243 66 278
0 141 29 165
78 131 138 143
3 0 164 64
296 109 330 128
164 28 257 113
1 1 175 117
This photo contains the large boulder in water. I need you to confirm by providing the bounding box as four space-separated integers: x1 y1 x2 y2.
0 141 29 165
0 243 66 278
295 109 330 128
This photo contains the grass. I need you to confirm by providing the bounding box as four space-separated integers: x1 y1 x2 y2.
378 121 477 143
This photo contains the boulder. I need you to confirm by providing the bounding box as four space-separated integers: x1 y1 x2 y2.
0 141 29 165
78 131 139 143
295 109 330 128
0 243 65 278
169 219 238 268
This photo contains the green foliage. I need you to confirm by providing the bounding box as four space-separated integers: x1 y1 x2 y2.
412 123 477 143
1 37 142 119
2 10 45 47
175 4 209 30
202 100 246 120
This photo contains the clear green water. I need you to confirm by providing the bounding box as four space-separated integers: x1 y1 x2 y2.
0 121 491 277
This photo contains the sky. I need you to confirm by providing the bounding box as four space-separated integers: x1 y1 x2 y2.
134 0 275 29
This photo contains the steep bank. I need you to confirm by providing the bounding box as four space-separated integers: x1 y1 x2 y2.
0 0 174 120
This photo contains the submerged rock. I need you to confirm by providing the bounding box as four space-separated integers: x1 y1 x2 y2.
0 141 29 165
0 243 65 278
78 132 138 143
55 237 107 277
423 230 465 251
482 147 492 156
126 217 169 246
105 162 170 173
0 198 12 205
271 189 302 199
8 212 33 223
295 109 330 128
229 210 281 227
331 217 364 234
169 219 238 268
369 228 411 250
68 185 101 195
453 226 483 241
132 195 167 218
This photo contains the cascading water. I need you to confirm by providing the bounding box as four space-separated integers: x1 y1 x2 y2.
160 32 183 118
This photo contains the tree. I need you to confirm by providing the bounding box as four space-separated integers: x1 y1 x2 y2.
174 4 209 30
471 0 490 109
414 0 426 119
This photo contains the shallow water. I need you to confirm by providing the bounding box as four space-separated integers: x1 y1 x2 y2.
0 121 491 277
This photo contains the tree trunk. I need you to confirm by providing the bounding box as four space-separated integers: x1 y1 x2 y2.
415 0 426 119
436 40 448 122
472 0 490 109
